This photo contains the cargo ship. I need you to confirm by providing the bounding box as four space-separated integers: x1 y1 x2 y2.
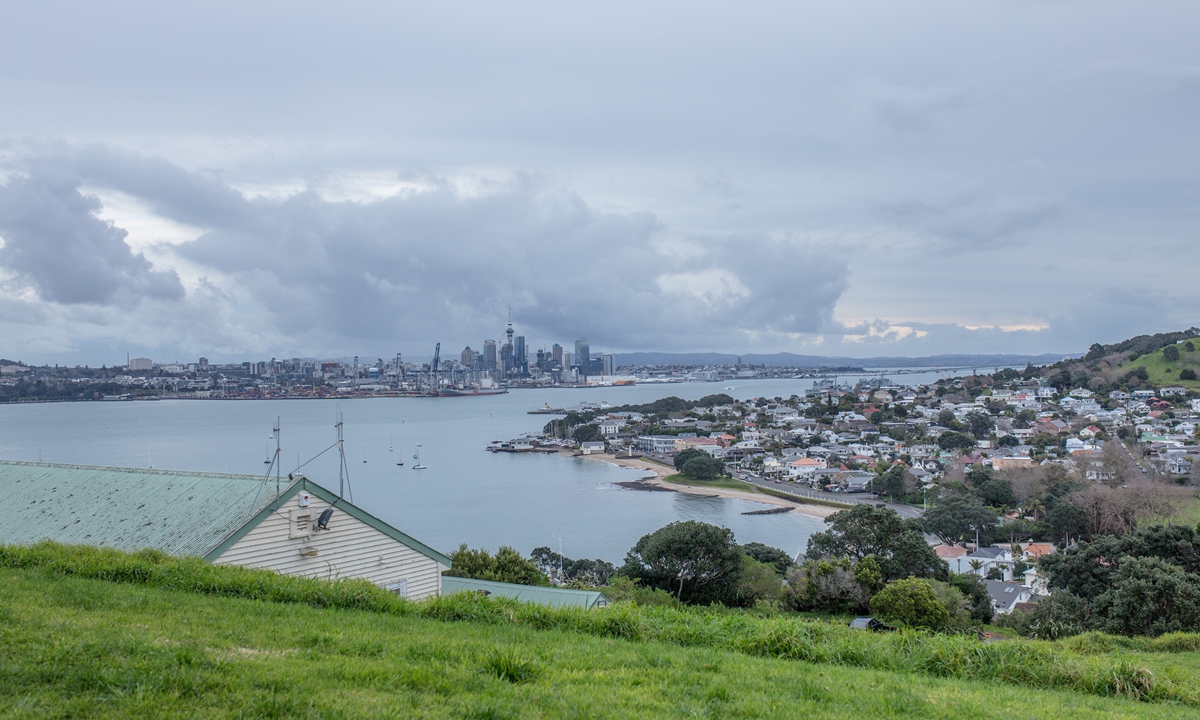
436 386 509 397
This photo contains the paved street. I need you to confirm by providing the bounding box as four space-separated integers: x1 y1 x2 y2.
730 470 925 519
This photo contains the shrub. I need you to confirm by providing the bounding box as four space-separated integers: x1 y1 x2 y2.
445 545 551 586
1163 345 1180 362
870 578 951 629
1180 369 1197 381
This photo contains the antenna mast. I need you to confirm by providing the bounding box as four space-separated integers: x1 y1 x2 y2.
273 416 281 500
335 407 353 501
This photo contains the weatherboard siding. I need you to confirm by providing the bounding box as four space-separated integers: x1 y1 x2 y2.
212 495 444 600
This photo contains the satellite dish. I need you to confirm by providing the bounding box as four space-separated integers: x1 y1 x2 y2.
317 508 333 530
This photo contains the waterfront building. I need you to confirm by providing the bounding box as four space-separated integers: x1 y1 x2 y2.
602 354 613 376
461 346 475 366
552 344 563 365
0 461 450 599
129 357 153 370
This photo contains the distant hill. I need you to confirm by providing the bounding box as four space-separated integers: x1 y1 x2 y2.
612 351 1070 369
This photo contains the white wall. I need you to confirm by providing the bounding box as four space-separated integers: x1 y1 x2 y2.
213 493 446 600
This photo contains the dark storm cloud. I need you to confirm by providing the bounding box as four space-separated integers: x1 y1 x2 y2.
0 168 183 304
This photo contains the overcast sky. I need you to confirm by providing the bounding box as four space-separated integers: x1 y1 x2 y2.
0 1 1197 365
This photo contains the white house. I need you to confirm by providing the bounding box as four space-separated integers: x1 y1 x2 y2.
0 461 450 599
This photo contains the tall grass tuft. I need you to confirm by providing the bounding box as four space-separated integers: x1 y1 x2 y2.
4 541 1195 706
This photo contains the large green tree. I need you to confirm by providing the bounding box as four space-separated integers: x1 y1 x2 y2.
619 521 745 604
805 504 948 582
937 431 977 451
1092 556 1200 637
921 493 997 546
673 448 706 471
870 578 950 629
681 455 723 480
740 542 796 576
1039 524 1200 602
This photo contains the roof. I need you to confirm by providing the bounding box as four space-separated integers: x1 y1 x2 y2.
934 544 969 558
984 580 1029 609
0 460 300 557
0 460 452 567
968 547 1008 560
441 576 610 609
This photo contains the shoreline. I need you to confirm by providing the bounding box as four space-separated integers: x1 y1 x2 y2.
569 451 836 519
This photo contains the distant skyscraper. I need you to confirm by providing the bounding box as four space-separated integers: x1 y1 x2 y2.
574 338 589 373
562 351 572 369
552 343 563 365
461 346 474 367
514 336 526 374
602 354 613 376
483 340 497 370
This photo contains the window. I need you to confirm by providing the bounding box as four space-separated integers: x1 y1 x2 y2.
290 509 313 539
385 580 407 598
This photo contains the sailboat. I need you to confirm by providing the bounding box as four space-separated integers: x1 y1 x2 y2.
263 441 272 464
412 444 427 470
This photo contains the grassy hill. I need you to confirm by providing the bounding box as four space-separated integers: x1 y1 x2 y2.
1121 343 1200 390
3 543 1200 718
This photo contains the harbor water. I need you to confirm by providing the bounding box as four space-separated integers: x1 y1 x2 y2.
0 374 963 563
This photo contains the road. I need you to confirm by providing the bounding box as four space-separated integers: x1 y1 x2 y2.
729 470 925 519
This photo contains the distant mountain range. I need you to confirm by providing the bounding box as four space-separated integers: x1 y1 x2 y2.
611 352 1073 369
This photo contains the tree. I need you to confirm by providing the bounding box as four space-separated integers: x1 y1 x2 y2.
740 542 796 576
964 411 995 440
531 547 616 586
937 431 977 451
673 448 706 472
997 434 1020 448
977 478 1016 508
785 557 871 613
1092 556 1200 637
1181 369 1198 381
922 493 997 545
948 572 995 624
936 409 962 430
806 504 948 582
572 424 603 444
870 578 951 629
1039 524 1200 602
681 455 724 480
620 521 745 604
876 464 914 498
736 556 786 607
1163 345 1180 362
445 544 551 586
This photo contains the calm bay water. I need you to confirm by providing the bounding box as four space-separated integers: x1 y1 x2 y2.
0 373 963 563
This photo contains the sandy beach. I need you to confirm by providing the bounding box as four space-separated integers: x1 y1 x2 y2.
570 451 837 519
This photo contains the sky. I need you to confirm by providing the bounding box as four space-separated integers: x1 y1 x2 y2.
0 1 1197 365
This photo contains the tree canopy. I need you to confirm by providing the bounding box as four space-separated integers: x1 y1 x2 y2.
805 504 948 582
922 492 997 545
445 544 551 586
619 521 745 604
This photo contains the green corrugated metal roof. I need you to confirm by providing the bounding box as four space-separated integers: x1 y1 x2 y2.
0 460 300 557
441 575 610 609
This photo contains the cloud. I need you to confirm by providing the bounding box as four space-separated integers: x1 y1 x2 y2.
0 148 849 358
876 193 1061 252
0 167 183 304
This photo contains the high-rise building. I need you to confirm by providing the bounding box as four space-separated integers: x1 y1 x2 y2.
552 344 563 365
500 342 514 376
602 354 613 376
198 357 209 370
483 340 497 370
514 336 526 375
574 338 589 372
536 348 546 370
461 346 474 366
562 351 572 369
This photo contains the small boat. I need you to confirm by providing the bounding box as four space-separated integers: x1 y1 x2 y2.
412 444 427 470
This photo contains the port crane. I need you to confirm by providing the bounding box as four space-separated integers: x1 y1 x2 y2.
429 342 441 393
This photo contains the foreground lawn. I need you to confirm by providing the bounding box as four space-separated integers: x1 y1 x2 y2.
1 569 1196 719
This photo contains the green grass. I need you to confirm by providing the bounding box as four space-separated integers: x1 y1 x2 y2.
3 567 1195 719
11 542 1200 710
1122 345 1200 388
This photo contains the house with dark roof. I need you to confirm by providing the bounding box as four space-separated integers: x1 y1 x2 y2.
0 460 450 599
